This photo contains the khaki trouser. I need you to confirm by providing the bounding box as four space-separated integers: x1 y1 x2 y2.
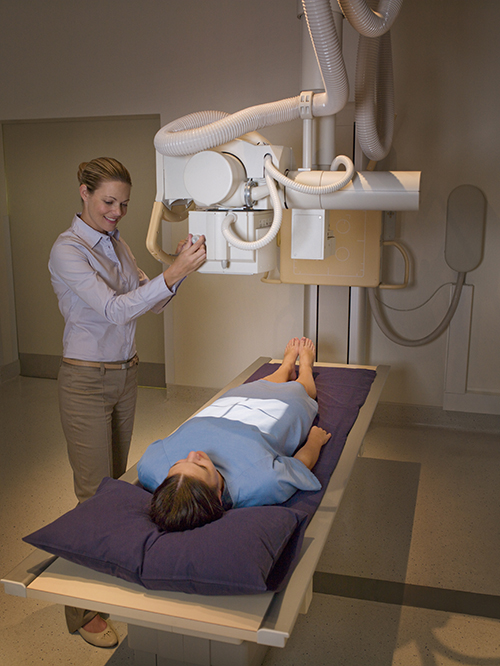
58 360 138 503
65 607 98 634
58 359 138 631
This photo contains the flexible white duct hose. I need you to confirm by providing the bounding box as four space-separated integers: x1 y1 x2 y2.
221 153 354 251
154 0 401 166
161 110 228 131
154 100 301 157
154 0 354 157
368 273 466 347
221 169 283 251
265 154 355 195
355 30 395 161
302 0 349 116
338 0 403 37
168 112 269 146
333 0 401 161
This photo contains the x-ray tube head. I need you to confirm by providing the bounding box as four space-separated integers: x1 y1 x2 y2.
183 151 247 207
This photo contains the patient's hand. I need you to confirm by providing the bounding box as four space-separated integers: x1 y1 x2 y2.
293 426 332 470
308 426 331 448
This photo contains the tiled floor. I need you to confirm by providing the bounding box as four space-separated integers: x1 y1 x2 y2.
1 376 500 666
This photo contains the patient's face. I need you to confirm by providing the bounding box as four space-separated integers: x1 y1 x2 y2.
168 451 221 493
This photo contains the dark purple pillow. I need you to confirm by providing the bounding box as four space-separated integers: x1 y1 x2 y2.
23 477 308 595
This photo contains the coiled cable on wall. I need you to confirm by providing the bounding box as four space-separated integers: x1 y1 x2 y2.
368 272 466 347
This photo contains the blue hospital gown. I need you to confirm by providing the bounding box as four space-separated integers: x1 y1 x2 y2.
137 380 321 507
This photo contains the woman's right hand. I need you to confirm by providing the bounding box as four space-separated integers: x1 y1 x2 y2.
162 234 206 289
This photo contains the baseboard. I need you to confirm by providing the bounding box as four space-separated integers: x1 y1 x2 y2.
0 359 20 384
18 353 167 388
19 353 60 379
372 401 500 434
13 355 500 434
165 384 219 404
138 362 166 388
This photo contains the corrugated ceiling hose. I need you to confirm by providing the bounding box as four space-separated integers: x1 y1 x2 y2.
154 102 301 157
154 0 354 157
154 1 403 162
338 0 403 37
355 30 395 161
338 0 403 161
302 0 349 116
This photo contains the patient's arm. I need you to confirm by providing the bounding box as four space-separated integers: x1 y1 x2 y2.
293 426 331 470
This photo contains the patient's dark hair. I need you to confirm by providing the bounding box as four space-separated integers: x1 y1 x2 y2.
149 474 225 532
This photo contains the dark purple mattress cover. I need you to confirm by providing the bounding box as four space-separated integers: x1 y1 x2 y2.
244 363 376 590
246 363 376 517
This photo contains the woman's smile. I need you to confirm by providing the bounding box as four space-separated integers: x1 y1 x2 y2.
80 180 130 234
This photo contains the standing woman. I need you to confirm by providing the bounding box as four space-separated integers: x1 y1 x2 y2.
48 157 206 647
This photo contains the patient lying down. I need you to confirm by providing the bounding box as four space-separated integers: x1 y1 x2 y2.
137 337 331 532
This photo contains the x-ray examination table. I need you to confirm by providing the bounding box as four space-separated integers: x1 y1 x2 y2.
2 359 388 666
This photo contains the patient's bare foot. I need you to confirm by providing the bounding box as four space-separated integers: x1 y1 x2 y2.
296 338 317 399
299 337 315 369
282 338 300 380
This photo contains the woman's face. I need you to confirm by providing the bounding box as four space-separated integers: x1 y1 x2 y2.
80 180 131 235
168 451 221 496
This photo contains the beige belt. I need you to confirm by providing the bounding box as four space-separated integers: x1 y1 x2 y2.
62 354 139 370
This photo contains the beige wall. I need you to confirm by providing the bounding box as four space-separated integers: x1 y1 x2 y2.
365 0 500 405
171 272 305 388
0 132 19 380
0 0 499 406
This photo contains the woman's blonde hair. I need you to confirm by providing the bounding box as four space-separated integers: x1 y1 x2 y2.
77 157 132 193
